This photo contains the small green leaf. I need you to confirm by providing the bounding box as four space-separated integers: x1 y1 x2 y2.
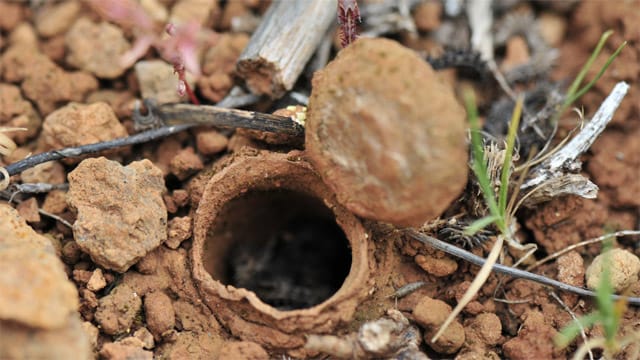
566 41 627 106
464 89 506 234
555 313 601 348
566 30 613 98
498 96 523 218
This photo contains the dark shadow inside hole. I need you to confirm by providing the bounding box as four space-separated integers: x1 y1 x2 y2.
203 190 352 310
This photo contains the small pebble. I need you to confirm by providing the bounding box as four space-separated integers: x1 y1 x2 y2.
586 248 640 292
87 268 107 292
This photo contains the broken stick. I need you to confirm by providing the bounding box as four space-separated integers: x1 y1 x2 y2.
520 81 629 204
236 0 337 99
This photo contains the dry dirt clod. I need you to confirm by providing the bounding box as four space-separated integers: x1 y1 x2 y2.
34 1 81 38
87 268 107 292
502 310 560 360
67 157 167 273
412 296 465 354
94 284 142 336
2 43 99 115
100 342 153 360
135 60 196 105
42 102 128 159
305 37 468 227
198 33 250 103
414 253 458 277
0 83 42 144
16 197 40 223
166 216 192 249
0 2 25 31
65 18 131 79
169 147 204 180
20 161 66 184
556 251 585 306
0 204 91 360
465 312 502 348
218 341 269 360
195 129 228 155
134 327 156 350
42 189 68 215
585 248 640 292
144 291 176 340
0 204 79 329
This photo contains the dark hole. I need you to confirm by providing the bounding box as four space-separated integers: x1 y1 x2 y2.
203 190 352 310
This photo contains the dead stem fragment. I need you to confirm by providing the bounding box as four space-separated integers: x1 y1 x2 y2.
521 81 630 204
305 309 427 359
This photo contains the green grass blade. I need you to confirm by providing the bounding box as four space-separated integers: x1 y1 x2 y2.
465 90 505 233
464 215 501 235
555 313 601 348
566 41 627 106
498 96 523 217
565 30 613 99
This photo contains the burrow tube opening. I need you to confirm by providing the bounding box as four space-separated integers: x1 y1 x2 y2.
202 189 352 310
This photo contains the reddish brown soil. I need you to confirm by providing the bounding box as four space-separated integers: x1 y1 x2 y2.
0 1 638 360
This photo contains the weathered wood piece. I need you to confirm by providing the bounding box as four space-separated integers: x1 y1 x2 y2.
521 81 629 204
236 0 337 99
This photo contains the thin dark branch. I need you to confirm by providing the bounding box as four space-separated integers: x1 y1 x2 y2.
1 124 194 181
405 229 640 306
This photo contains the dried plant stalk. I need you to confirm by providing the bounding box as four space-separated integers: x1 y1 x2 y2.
521 81 629 204
236 0 337 98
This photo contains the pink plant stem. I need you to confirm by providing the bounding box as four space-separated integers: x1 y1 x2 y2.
337 0 361 48
182 78 200 105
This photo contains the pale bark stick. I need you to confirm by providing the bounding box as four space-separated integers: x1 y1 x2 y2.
520 81 629 203
236 0 337 99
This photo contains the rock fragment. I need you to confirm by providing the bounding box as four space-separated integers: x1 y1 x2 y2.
67 157 167 272
305 38 468 226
